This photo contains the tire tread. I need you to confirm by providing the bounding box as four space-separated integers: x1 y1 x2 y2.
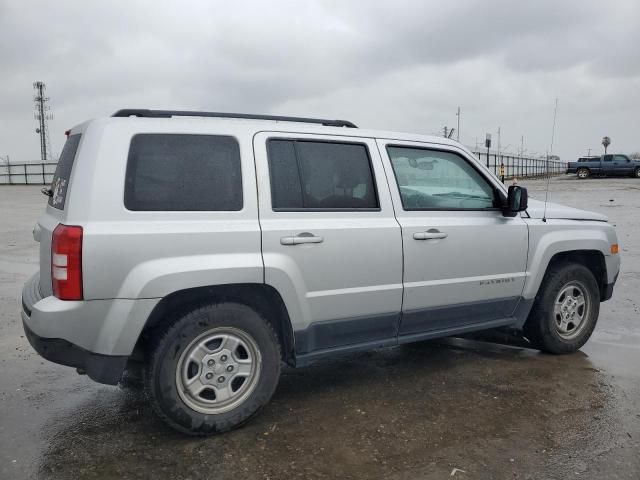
144 302 282 436
524 262 599 354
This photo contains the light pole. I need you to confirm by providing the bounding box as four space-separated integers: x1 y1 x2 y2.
485 134 492 169
455 106 460 141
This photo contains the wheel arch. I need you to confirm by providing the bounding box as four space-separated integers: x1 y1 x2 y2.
541 250 607 301
131 283 296 366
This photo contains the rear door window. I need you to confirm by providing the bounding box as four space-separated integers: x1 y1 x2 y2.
49 134 81 210
125 134 242 211
267 139 379 210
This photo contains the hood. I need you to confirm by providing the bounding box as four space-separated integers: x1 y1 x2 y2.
525 198 608 222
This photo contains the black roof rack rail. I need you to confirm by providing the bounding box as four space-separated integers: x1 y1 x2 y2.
112 109 358 128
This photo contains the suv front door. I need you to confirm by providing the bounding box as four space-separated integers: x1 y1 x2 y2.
377 140 529 339
254 133 403 358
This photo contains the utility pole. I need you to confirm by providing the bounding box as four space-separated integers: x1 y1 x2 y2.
455 106 460 141
33 81 53 163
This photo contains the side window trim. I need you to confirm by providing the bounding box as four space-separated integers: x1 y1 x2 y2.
266 137 382 212
385 144 502 212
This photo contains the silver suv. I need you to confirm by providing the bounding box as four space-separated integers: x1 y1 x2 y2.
21 109 620 435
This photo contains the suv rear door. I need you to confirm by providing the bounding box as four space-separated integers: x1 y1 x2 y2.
37 132 83 296
253 132 402 357
376 139 529 339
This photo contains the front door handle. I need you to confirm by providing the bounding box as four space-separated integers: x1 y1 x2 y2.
280 232 324 245
413 229 448 240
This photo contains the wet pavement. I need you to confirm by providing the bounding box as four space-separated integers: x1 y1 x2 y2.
0 177 638 479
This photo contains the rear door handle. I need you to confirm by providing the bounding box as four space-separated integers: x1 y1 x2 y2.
280 232 324 245
413 229 448 240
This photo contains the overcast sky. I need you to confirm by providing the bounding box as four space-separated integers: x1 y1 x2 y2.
1 0 639 163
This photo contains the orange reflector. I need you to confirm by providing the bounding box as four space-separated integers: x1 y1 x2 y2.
611 244 619 254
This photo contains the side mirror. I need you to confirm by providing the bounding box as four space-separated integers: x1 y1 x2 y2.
503 185 528 217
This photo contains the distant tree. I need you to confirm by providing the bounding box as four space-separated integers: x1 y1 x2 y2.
602 136 611 153
630 152 640 160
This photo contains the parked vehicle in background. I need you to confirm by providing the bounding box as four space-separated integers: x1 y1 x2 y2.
567 154 640 179
21 109 620 435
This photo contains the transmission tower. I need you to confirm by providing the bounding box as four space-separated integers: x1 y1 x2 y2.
33 81 53 162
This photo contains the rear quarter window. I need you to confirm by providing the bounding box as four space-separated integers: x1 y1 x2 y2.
124 134 242 211
49 134 81 210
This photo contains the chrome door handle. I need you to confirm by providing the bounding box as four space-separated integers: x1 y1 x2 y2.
280 232 324 245
413 230 448 240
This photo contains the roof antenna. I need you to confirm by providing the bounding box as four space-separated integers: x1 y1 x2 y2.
542 98 559 223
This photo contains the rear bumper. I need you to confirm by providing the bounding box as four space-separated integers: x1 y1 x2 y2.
22 319 127 385
20 272 157 385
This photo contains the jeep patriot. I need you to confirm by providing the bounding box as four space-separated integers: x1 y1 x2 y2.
21 109 620 434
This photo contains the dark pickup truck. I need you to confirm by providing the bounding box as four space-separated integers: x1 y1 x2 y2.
567 154 640 179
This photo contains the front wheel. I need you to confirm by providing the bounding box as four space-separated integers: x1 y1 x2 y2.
577 168 590 179
145 302 282 435
524 263 600 354
634 168 640 178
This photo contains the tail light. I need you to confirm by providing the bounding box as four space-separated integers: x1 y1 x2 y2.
51 224 83 300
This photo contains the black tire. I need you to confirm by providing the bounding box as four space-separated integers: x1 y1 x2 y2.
634 168 640 178
144 302 282 435
524 263 600 354
577 168 590 179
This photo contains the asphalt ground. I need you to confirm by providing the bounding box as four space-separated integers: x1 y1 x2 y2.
0 176 638 479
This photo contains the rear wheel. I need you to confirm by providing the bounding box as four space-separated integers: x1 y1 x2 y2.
145 302 282 435
577 168 590 179
524 263 600 354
